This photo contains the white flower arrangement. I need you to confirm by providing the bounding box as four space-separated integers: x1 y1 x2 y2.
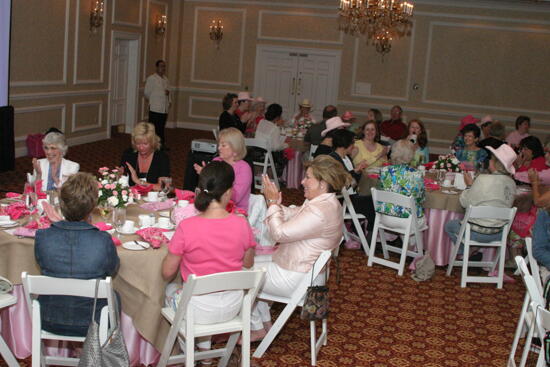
435 154 462 172
97 167 134 208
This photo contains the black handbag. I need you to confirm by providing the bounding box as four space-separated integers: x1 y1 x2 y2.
78 280 130 367
300 263 329 321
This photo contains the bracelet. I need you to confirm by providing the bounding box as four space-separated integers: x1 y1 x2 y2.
266 199 278 204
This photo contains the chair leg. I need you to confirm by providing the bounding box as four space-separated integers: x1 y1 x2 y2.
367 224 379 267
218 332 239 367
186 335 195 367
0 335 19 367
497 245 506 289
397 232 410 276
379 229 389 259
253 303 297 358
446 241 460 277
508 293 530 367
461 241 470 288
310 321 317 366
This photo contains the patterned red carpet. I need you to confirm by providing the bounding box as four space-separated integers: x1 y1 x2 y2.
0 128 535 366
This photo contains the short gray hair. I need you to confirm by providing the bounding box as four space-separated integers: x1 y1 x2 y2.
391 139 415 165
488 122 506 140
42 132 68 156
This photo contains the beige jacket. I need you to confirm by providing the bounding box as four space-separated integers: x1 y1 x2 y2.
267 193 343 273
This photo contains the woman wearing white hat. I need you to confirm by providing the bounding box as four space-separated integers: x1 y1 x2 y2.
444 143 517 248
291 98 316 128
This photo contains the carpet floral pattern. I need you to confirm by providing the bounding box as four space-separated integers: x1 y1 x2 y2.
0 129 536 366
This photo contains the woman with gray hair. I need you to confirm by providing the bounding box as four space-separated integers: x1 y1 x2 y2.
376 139 425 223
31 132 80 190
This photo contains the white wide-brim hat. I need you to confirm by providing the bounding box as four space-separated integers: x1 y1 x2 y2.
321 117 350 137
485 144 517 174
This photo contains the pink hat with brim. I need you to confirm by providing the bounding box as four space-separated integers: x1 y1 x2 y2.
342 111 355 121
460 115 480 130
237 92 252 101
485 144 517 174
321 117 350 137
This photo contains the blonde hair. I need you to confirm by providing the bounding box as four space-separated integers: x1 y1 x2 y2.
218 127 247 161
304 155 352 193
132 122 160 151
59 172 98 221
391 139 415 165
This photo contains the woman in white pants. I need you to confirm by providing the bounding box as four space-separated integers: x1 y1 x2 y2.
251 155 352 341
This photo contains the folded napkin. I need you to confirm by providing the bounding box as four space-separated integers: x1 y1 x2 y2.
13 227 37 238
175 189 195 203
136 227 169 249
5 192 22 199
25 216 51 230
93 222 122 246
367 174 380 179
423 161 435 170
131 184 154 196
172 204 200 226
34 180 47 199
140 199 175 211
6 202 30 220
424 178 440 191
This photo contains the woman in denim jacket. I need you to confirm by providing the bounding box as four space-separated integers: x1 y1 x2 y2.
35 172 119 336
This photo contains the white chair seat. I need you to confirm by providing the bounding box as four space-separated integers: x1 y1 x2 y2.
161 307 245 337
341 188 370 256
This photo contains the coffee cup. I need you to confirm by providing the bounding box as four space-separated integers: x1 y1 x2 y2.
147 191 159 202
121 220 135 233
0 215 10 223
158 217 171 228
443 179 451 187
177 200 189 208
139 214 153 227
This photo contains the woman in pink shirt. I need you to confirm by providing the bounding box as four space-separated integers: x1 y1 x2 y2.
195 127 252 210
162 161 256 358
506 115 531 149
250 155 352 341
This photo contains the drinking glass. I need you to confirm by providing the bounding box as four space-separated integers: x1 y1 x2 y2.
98 203 113 221
161 178 172 196
113 207 127 232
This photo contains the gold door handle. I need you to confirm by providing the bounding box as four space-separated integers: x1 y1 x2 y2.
297 78 302 95
290 77 296 95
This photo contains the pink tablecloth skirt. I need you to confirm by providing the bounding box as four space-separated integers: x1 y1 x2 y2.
423 208 464 266
0 285 160 366
283 151 303 189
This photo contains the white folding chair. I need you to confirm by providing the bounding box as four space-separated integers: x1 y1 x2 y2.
245 138 279 191
341 188 370 256
530 301 550 367
367 188 427 276
0 293 19 367
446 205 517 288
253 250 332 366
157 269 266 367
21 272 115 367
509 241 545 367
515 256 547 367
212 127 219 141
308 144 318 161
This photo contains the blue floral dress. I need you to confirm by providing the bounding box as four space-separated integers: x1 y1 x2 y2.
455 148 488 170
376 164 425 218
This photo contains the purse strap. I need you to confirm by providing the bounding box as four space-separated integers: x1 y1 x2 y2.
91 279 100 322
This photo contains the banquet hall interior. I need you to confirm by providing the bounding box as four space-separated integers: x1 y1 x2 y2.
1 0 550 366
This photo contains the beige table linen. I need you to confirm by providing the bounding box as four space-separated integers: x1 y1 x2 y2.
0 202 171 351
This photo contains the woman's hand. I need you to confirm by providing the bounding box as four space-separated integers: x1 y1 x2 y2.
125 162 140 185
355 160 368 172
32 158 42 177
528 168 540 185
193 161 206 175
115 165 125 175
262 174 282 206
350 145 359 158
463 171 474 186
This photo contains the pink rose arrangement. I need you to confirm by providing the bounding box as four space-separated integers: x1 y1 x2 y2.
434 154 461 172
97 167 134 208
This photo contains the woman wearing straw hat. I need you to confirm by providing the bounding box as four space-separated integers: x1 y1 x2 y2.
292 98 316 129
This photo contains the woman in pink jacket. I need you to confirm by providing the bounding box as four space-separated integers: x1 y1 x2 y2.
250 155 351 341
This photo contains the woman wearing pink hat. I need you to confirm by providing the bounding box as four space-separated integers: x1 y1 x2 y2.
445 143 517 250
312 116 350 157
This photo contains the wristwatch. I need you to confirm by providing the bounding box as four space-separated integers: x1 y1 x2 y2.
266 199 278 204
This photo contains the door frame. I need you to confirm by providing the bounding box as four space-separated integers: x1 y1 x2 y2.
107 31 141 137
253 45 342 115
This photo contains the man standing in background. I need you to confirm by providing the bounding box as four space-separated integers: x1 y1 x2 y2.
145 59 170 149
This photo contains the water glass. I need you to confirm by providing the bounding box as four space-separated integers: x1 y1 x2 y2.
113 207 127 231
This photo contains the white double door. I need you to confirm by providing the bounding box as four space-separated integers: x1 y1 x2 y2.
253 46 341 122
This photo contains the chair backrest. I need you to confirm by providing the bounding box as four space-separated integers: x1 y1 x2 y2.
371 187 416 210
291 250 332 304
245 137 271 151
341 187 357 216
21 272 116 341
516 256 545 307
525 237 544 294
531 301 550 353
212 127 219 141
454 205 517 247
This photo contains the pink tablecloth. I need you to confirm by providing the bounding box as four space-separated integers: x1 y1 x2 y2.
423 208 464 266
0 286 160 366
283 151 304 189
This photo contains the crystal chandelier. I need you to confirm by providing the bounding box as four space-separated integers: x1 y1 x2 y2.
338 0 414 55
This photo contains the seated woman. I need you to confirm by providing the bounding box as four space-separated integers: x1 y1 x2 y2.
219 93 245 133
291 98 316 128
250 155 351 340
195 127 252 211
31 132 79 190
255 103 286 151
162 161 256 357
329 129 375 234
517 140 550 185
35 173 119 336
514 135 546 173
454 124 488 171
313 116 350 157
444 144 517 249
506 115 531 149
376 140 425 224
407 119 429 167
120 122 170 190
352 120 388 171
245 97 266 136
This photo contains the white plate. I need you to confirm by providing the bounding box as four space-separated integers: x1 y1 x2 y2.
158 211 170 217
441 184 453 188
143 197 160 203
122 241 150 251
156 223 175 230
117 227 137 235
0 221 18 228
442 190 458 195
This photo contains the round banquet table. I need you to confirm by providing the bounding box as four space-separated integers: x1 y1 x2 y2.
283 136 309 189
0 201 171 366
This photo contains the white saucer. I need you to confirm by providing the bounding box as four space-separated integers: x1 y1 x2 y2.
122 241 150 251
441 190 458 195
117 227 137 235
0 221 18 228
143 197 160 203
157 223 175 230
158 211 170 217
441 184 453 188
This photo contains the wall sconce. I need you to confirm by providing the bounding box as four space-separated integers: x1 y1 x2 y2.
155 15 167 36
89 0 104 33
209 19 223 49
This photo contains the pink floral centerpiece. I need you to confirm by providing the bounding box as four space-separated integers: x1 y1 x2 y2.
434 154 461 172
97 167 134 212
